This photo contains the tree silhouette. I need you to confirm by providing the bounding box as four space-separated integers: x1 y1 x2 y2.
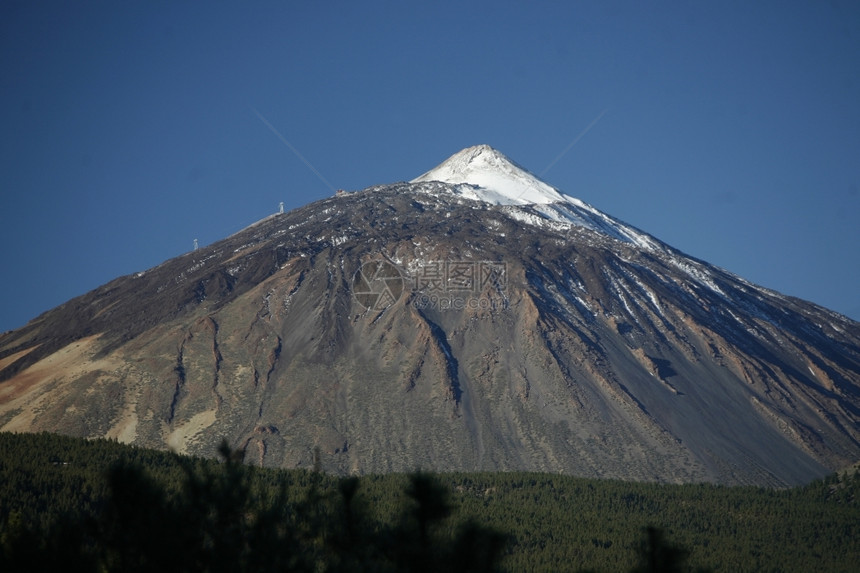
630 526 701 573
95 444 506 572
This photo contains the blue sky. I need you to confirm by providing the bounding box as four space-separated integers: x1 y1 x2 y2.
1 1 859 333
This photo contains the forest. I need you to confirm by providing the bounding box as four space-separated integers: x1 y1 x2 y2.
0 431 857 572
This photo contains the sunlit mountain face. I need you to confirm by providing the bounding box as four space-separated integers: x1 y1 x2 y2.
1 145 858 486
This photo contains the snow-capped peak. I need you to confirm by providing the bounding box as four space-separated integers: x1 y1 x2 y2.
411 145 663 252
411 144 566 205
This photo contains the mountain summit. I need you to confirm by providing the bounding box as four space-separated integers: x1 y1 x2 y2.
1 147 858 486
412 145 660 249
412 144 566 205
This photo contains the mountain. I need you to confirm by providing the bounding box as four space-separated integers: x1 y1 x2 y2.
1 145 858 486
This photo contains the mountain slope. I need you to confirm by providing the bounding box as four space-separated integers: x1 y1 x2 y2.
1 146 858 485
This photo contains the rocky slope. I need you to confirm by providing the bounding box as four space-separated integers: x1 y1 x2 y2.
1 146 858 486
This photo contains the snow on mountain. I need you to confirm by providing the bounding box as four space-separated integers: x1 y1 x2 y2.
411 144 565 204
411 144 661 251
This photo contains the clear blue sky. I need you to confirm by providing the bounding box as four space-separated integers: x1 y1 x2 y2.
2 1 859 333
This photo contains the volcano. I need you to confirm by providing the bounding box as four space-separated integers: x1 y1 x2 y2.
1 145 858 486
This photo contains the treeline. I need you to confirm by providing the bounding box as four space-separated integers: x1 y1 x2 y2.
0 432 857 572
